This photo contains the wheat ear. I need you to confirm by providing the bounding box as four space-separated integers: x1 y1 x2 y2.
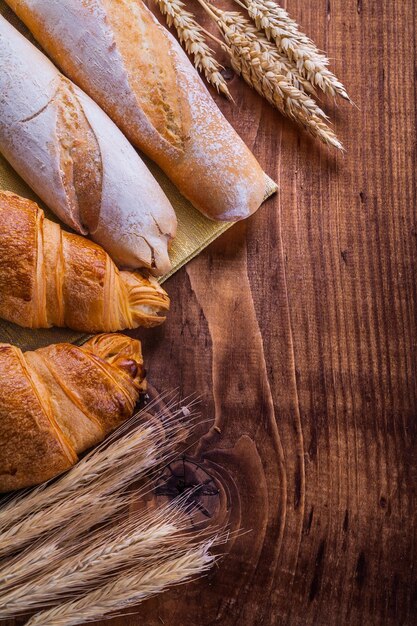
0 543 60 589
197 2 343 150
0 500 200 617
26 541 217 626
238 0 350 101
218 9 327 117
0 498 183 596
0 401 196 557
0 398 192 530
0 492 130 560
153 0 232 99
248 43 318 96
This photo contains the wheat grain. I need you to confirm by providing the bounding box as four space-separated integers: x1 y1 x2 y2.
0 543 60 589
0 403 197 557
0 399 194 540
197 2 343 150
0 493 129 559
0 502 198 616
238 0 350 101
153 0 232 99
26 542 216 626
0 396 217 625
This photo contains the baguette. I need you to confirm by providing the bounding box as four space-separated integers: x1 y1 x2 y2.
0 333 145 492
0 190 170 332
0 14 177 275
4 0 277 221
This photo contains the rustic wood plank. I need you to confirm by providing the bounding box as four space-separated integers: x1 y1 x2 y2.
132 1 417 625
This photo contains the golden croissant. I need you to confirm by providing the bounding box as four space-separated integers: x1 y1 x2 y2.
0 333 145 492
0 191 170 332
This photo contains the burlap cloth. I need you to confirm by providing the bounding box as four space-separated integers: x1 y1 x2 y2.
0 2 277 350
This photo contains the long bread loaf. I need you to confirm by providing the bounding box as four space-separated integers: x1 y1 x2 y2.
0 14 177 275
4 0 277 221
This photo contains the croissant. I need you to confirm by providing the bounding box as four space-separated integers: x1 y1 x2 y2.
0 333 145 492
0 191 170 332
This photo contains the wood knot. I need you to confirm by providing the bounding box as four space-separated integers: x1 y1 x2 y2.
154 457 221 526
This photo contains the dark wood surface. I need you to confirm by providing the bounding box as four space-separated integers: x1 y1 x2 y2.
7 0 416 625
122 1 417 624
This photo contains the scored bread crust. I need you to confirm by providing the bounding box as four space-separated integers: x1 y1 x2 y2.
4 0 276 221
0 14 177 274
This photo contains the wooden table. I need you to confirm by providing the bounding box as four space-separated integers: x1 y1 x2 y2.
1 0 404 625
120 1 417 624
1 1 415 625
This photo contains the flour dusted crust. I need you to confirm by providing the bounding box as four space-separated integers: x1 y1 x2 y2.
0 14 177 274
5 0 275 221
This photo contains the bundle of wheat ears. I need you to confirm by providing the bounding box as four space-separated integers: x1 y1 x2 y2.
0 397 222 625
153 0 350 149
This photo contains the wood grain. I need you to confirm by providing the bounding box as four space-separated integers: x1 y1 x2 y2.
6 0 417 624
135 1 417 624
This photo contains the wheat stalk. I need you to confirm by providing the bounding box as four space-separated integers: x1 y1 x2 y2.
0 398 194 536
26 541 216 626
0 543 60 589
0 502 175 596
0 394 219 625
0 394 184 531
237 0 350 101
153 0 232 99
0 401 197 558
197 1 343 150
0 500 201 617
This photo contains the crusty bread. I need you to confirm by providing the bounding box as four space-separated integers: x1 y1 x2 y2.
0 14 177 275
0 333 145 492
4 0 277 221
0 190 170 332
